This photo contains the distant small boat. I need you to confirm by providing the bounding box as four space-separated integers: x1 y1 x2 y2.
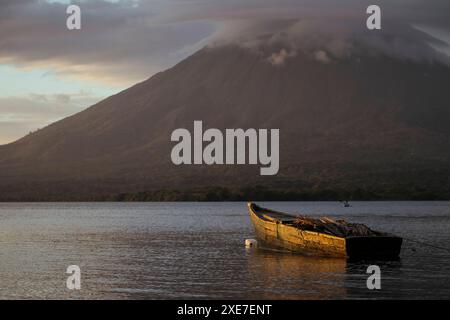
343 200 351 207
248 203 402 259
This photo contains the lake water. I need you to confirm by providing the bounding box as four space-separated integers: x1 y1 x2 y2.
0 201 449 299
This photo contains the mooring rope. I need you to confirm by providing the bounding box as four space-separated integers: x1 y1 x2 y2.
403 237 450 253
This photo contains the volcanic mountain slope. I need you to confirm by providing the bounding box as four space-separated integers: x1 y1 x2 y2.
1 42 450 200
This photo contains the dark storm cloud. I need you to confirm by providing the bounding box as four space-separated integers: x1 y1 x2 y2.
0 0 216 85
0 0 449 84
189 0 450 65
172 0 450 28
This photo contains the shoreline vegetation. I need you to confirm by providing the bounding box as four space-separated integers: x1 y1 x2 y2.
110 186 449 202
1 185 447 202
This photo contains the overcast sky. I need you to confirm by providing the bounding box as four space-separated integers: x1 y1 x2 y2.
0 0 449 144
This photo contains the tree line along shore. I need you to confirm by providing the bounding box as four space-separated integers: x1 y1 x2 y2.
0 184 448 202
109 185 449 202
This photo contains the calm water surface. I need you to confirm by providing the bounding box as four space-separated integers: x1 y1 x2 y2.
0 201 449 299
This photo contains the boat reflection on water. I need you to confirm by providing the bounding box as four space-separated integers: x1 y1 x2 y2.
245 245 405 299
245 247 348 299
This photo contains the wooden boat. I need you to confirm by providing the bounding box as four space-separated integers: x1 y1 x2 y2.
248 202 402 259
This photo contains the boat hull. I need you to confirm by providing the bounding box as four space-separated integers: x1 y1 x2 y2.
248 203 402 259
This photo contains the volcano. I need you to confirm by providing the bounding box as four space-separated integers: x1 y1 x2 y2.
1 42 450 200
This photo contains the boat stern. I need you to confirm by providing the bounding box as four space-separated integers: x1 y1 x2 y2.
345 236 403 260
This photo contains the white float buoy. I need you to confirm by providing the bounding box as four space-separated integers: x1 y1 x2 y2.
245 239 257 248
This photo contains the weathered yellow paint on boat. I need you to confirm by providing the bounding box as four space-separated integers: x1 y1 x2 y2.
248 202 403 259
248 202 347 258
